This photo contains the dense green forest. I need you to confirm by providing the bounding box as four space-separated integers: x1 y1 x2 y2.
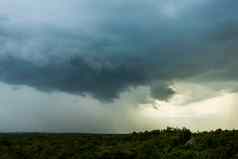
0 128 238 159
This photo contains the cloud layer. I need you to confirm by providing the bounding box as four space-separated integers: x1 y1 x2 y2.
0 0 238 102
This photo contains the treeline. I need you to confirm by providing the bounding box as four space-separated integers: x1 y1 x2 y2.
0 127 238 159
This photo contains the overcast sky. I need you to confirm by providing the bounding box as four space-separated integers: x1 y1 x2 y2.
0 0 238 133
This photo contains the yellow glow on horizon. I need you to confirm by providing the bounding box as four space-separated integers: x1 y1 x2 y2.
136 82 238 131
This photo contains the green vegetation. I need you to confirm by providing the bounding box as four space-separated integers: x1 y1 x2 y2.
0 127 238 159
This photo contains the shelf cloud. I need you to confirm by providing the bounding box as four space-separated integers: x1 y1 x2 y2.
0 0 237 132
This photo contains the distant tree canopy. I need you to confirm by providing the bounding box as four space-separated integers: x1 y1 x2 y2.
0 127 237 159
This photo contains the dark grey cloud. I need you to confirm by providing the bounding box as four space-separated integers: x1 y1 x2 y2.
0 0 238 102
150 81 175 101
0 55 168 101
0 56 144 100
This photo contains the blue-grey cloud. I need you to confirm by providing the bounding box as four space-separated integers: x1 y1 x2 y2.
0 0 238 101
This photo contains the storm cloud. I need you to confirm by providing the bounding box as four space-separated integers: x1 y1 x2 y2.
0 0 238 102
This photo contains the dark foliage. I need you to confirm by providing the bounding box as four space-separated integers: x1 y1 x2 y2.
0 127 238 159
